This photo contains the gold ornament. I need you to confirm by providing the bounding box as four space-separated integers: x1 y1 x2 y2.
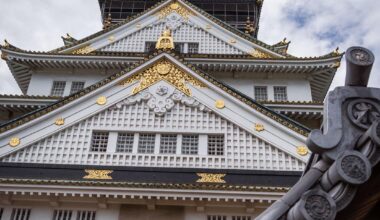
215 100 225 109
156 29 175 50
229 39 236 44
196 173 226 183
205 24 211 30
108 36 115 42
119 59 206 96
83 169 113 180
9 137 20 147
332 61 341 68
55 118 65 126
297 146 309 156
249 49 273 59
255 123 265 132
158 1 195 21
72 45 95 55
96 96 107 105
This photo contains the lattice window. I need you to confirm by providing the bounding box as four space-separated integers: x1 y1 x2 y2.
160 134 177 154
182 135 198 155
10 208 31 220
175 42 185 53
207 216 227 220
76 211 96 220
254 86 268 101
69 82 85 95
208 135 224 155
232 216 252 220
144 41 155 53
90 132 109 152
138 134 155 154
188 43 199 54
53 210 73 220
116 133 134 153
274 86 288 101
50 81 66 96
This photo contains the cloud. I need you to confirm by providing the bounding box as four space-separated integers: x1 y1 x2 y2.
0 0 378 95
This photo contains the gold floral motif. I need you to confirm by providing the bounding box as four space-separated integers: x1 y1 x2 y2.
156 29 175 50
55 118 65 126
215 100 225 109
83 169 113 180
249 49 273 59
196 173 226 183
157 2 195 21
255 123 265 132
9 137 20 147
72 45 95 55
119 59 206 96
297 146 309 156
96 96 107 105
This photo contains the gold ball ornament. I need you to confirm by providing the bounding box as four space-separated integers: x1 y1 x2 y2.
297 146 309 156
9 137 20 147
96 96 107 105
215 100 225 109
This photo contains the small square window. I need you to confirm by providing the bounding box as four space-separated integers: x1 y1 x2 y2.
208 135 224 155
175 43 185 53
274 86 288 101
254 86 268 101
138 134 155 154
70 81 85 94
50 81 66 96
144 41 155 53
160 134 177 154
188 43 199 54
90 132 109 152
116 133 134 153
182 135 198 155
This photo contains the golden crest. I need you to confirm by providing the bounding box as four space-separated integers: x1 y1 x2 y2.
255 123 265 132
55 118 65 126
83 169 113 180
249 49 273 59
156 29 175 50
170 3 179 10
196 173 226 183
96 96 107 105
215 100 225 109
9 137 20 147
297 146 309 156
156 63 172 75
158 1 195 21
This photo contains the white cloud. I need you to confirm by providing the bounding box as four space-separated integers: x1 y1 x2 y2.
0 0 378 95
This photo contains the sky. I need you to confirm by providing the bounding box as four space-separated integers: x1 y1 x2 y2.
0 0 379 95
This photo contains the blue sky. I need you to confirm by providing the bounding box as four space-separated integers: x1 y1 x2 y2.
0 0 379 94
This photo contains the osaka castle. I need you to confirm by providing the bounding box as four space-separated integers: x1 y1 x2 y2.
0 0 342 219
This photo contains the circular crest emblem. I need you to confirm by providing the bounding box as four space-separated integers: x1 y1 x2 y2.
156 63 172 75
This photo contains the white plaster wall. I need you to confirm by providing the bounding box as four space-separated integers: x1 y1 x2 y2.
27 70 111 96
221 78 312 101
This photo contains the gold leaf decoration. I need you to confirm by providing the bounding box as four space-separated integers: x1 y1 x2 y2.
249 49 273 59
119 59 206 96
196 173 226 183
96 96 107 105
157 2 195 21
9 137 20 147
83 169 113 180
54 118 65 126
72 45 95 55
255 123 265 132
297 146 309 156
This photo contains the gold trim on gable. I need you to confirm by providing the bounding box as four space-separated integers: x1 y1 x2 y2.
249 49 273 59
157 2 195 21
83 169 113 180
119 59 206 96
196 173 226 183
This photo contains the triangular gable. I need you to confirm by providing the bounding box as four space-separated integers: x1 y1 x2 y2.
56 0 284 58
1 88 305 171
0 52 309 163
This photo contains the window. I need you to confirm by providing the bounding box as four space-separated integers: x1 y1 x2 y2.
160 134 177 154
174 43 185 53
0 208 3 219
232 216 252 220
90 132 109 152
254 86 268 101
76 211 96 220
10 208 31 220
208 135 224 155
69 82 85 94
208 216 227 220
188 43 199 54
182 135 199 155
138 134 155 153
274 86 288 101
51 81 66 96
116 133 134 153
144 41 155 53
53 210 73 220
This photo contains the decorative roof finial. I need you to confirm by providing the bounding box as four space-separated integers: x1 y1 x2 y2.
245 16 255 35
3 39 10 48
156 28 174 50
103 13 112 30
333 47 340 55
281 37 288 44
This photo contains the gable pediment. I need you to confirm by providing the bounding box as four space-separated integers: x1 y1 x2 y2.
61 0 281 58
